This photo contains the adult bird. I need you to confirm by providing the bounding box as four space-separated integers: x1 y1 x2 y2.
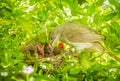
49 22 105 54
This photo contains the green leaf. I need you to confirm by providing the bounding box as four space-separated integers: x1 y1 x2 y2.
68 76 78 81
38 70 43 77
78 0 86 5
109 0 120 9
96 0 105 6
61 65 71 73
69 68 80 75
87 5 96 16
111 22 120 37
103 13 117 21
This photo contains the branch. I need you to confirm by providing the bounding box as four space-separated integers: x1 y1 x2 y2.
101 43 120 62
105 50 120 62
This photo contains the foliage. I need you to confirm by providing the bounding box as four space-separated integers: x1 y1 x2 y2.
0 0 120 81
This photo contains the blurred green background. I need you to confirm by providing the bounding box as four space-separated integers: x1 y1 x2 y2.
1 0 120 81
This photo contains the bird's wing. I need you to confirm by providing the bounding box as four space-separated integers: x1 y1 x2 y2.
63 32 104 43
61 23 104 43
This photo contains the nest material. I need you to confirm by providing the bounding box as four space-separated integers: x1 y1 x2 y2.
21 42 67 73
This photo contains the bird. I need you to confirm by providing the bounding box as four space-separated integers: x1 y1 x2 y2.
49 22 105 54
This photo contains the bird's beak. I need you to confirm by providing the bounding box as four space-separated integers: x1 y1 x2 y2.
48 44 54 51
50 40 53 45
50 39 55 47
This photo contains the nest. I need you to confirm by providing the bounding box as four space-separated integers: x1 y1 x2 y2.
21 42 70 73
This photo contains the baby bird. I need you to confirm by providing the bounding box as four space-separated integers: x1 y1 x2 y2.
49 22 105 54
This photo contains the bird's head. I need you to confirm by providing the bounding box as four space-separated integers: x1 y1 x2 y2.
49 29 61 46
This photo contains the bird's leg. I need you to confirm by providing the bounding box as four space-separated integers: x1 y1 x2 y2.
37 45 45 57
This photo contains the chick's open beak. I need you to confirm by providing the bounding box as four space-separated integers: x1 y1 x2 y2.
37 45 45 57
